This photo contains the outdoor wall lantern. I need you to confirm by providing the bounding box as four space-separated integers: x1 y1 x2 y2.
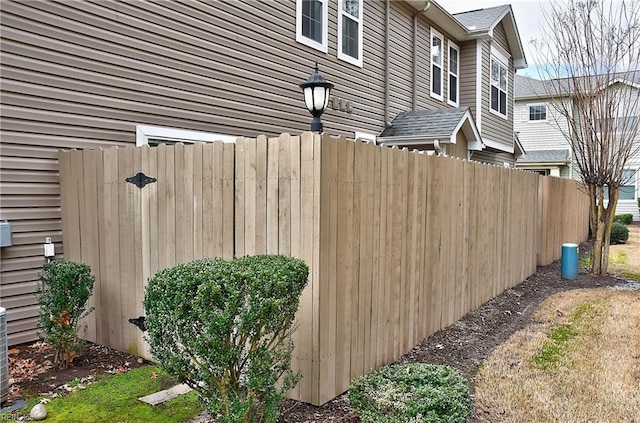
300 62 334 133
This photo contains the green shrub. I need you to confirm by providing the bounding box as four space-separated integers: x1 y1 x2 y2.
36 260 95 368
347 363 473 423
610 222 629 244
613 214 633 225
143 255 309 423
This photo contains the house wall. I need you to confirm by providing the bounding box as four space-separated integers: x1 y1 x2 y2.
515 98 572 151
459 41 477 117
481 22 515 151
0 0 526 344
0 0 389 345
446 131 469 159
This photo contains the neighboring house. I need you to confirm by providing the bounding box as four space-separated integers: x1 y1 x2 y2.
0 0 526 345
514 73 640 220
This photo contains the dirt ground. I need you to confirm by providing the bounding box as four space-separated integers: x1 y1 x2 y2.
5 231 638 422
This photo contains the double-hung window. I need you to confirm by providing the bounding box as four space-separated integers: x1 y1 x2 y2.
448 41 459 106
431 29 443 101
604 169 638 200
490 57 508 117
338 0 363 67
529 104 547 121
296 0 328 53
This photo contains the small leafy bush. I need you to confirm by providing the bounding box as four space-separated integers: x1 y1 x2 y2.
613 213 633 225
347 363 473 423
610 222 629 244
36 260 95 368
143 255 309 423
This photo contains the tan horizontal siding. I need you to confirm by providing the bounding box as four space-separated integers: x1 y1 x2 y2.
2 281 38 298
0 269 40 285
459 41 476 115
482 24 514 148
1 196 60 208
1 183 59 195
388 1 413 117
0 0 395 345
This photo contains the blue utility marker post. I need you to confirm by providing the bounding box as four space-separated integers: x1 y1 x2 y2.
561 243 579 280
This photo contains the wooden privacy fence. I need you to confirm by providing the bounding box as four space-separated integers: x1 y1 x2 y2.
59 132 589 405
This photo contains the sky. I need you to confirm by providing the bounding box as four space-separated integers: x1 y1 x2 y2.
436 0 554 78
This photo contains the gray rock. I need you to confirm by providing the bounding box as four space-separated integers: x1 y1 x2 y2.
30 403 47 421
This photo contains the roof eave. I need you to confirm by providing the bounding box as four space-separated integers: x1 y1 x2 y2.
406 0 469 39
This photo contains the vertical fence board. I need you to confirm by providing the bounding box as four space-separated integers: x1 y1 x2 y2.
80 149 100 342
295 132 318 402
235 138 246 257
255 135 268 255
278 134 292 257
202 143 215 259
318 133 337 405
371 143 383 368
222 143 235 260
244 138 257 256
266 136 280 254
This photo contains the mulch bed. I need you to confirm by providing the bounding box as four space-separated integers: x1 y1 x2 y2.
5 242 628 422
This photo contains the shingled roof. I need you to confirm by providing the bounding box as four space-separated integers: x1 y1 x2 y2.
380 108 469 138
516 149 570 164
453 5 511 32
515 71 640 99
378 107 484 150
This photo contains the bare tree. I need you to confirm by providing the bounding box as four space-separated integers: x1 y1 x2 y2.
530 0 640 275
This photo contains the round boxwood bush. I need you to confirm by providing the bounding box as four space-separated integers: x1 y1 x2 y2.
613 213 633 225
143 255 309 423
610 222 629 244
347 363 473 423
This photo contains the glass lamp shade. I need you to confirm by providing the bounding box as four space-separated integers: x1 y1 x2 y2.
303 85 331 116
300 64 334 117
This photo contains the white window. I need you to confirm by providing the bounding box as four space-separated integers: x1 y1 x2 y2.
296 0 328 53
448 41 459 106
136 125 236 147
604 169 637 200
430 29 444 101
596 116 638 133
490 57 508 117
338 0 363 67
529 104 547 121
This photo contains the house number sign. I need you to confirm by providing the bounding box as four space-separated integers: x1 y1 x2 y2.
329 96 353 114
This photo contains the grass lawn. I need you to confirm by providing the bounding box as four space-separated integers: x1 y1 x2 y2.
9 366 204 423
474 288 640 422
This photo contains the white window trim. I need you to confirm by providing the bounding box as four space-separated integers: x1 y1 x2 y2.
527 103 547 122
430 28 444 101
489 57 508 120
136 125 236 147
447 40 460 107
337 0 363 67
354 130 376 143
296 0 328 53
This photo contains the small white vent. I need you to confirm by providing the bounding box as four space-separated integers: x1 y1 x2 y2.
0 307 8 404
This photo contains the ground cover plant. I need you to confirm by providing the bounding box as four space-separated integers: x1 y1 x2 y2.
144 255 309 423
347 363 472 423
35 260 95 368
8 366 203 422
